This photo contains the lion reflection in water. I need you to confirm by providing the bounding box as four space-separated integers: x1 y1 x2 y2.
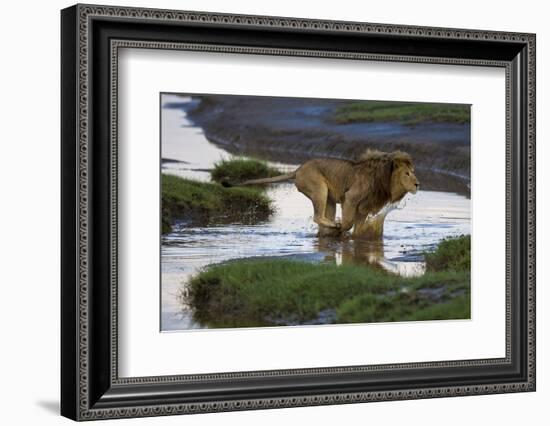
316 238 385 268
229 149 419 238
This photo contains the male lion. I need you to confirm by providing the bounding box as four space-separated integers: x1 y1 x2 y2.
225 150 419 235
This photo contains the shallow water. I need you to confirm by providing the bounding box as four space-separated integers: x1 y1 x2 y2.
160 94 471 331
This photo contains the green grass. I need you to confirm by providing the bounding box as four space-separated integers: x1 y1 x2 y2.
210 158 282 184
187 259 470 328
425 235 471 272
331 101 471 126
162 174 273 233
337 292 469 323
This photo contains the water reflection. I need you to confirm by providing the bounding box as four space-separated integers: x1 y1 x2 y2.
315 237 425 277
317 237 382 266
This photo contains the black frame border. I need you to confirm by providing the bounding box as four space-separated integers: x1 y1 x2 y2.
61 4 535 421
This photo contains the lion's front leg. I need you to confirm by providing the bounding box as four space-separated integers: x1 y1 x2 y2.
352 209 369 237
353 211 387 239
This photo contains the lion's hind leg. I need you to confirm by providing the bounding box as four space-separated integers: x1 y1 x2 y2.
310 184 341 229
295 166 340 229
296 180 340 229
318 199 341 237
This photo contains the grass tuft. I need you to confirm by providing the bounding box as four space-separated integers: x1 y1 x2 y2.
425 235 471 272
162 174 272 233
210 158 282 184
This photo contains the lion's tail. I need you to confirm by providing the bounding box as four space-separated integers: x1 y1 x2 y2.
221 171 296 187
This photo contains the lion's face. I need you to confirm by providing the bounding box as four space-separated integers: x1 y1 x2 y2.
393 162 419 195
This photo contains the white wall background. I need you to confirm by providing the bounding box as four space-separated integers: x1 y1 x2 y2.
0 0 546 424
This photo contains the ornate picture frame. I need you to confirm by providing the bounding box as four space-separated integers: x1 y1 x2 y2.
61 4 535 421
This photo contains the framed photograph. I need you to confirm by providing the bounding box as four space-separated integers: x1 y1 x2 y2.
61 4 536 421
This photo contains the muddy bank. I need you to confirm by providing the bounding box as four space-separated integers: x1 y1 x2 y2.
178 95 471 196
